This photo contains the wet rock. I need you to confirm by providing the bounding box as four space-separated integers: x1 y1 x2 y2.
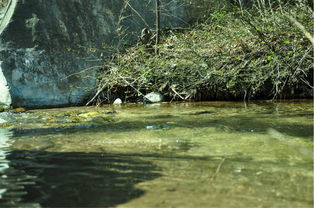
113 98 122 105
92 116 114 124
215 125 233 132
144 92 164 103
144 103 161 108
92 116 107 124
56 116 67 120
0 105 4 112
240 129 256 133
0 123 12 128
146 125 161 130
146 124 170 130
0 62 11 108
190 111 213 115
106 110 117 114
78 112 100 118
216 125 225 130
14 107 26 113
0 118 7 124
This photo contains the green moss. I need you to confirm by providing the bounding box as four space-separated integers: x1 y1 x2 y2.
0 123 12 128
0 104 10 112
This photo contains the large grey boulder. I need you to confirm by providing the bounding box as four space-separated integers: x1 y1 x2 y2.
0 0 213 107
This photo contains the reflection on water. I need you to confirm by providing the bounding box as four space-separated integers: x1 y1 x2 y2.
0 100 313 207
1 151 160 208
0 128 13 200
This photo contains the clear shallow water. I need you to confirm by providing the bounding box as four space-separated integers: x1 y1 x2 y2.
0 100 313 207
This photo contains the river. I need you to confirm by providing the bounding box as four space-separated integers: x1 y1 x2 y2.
0 100 313 207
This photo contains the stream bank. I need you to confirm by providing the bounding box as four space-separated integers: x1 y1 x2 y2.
94 2 313 105
0 0 214 108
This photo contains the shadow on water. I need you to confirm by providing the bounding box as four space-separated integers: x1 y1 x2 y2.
0 150 161 208
11 112 313 139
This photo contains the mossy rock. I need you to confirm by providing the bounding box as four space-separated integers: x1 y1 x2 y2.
0 122 13 128
92 116 115 124
78 112 101 118
0 104 10 112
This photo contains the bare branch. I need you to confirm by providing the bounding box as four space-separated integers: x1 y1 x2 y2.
286 15 314 46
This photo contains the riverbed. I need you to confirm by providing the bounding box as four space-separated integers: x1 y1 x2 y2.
0 100 313 207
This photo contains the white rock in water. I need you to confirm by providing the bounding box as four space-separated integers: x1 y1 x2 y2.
0 62 11 108
0 118 7 124
144 92 164 103
113 98 122 104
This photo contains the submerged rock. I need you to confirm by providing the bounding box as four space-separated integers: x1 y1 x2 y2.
14 107 26 113
92 116 114 124
190 111 213 115
0 118 7 124
78 112 101 118
146 124 170 130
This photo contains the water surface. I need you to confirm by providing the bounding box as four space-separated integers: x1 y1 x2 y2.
0 100 313 207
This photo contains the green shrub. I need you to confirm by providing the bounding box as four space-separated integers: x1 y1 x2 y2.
95 1 313 103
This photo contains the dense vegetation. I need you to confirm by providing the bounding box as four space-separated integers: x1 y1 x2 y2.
93 1 313 104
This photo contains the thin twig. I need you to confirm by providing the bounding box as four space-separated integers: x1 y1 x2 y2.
86 84 106 106
126 1 150 28
118 75 146 99
210 157 226 181
61 65 104 81
171 86 185 100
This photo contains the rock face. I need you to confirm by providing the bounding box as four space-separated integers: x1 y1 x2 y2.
0 0 211 107
0 61 11 108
